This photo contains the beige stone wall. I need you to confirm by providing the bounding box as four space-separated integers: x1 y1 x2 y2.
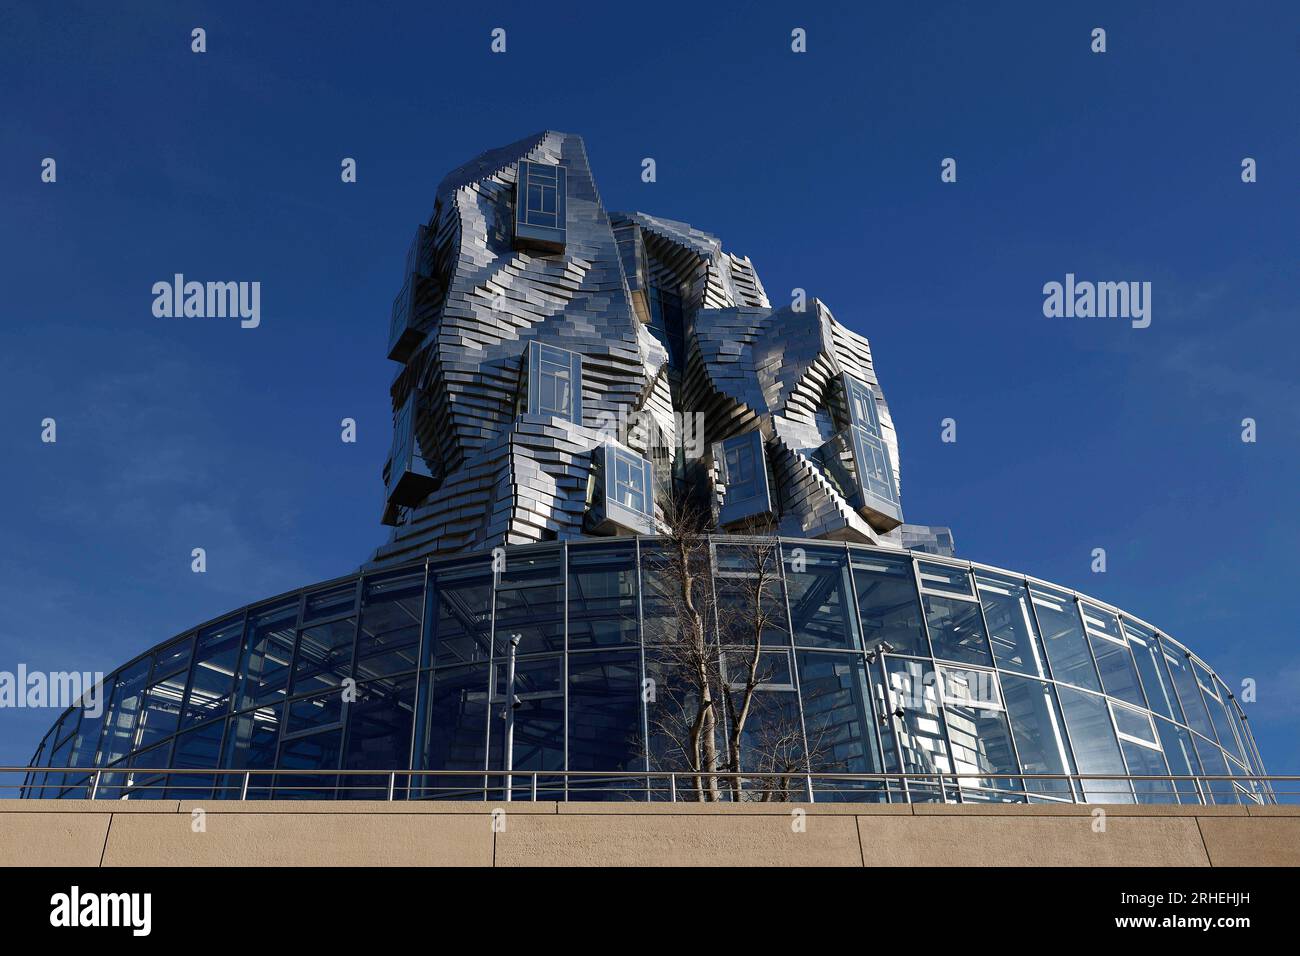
1 799 1296 867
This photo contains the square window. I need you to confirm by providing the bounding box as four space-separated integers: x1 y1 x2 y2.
515 161 567 253
525 341 582 424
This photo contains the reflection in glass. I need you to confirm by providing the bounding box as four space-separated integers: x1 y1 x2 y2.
181 617 243 730
568 651 643 799
567 543 638 649
1155 716 1204 804
424 562 492 667
1160 637 1217 742
937 666 1022 801
356 569 424 678
1122 619 1180 721
797 651 887 801
1000 674 1075 800
784 545 861 650
851 552 929 657
1079 602 1146 707
1056 686 1133 803
977 572 1049 677
342 675 416 798
1030 586 1101 692
884 657 952 802
417 663 490 799
236 601 298 709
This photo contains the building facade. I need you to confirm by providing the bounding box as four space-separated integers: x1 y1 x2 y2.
23 132 1268 804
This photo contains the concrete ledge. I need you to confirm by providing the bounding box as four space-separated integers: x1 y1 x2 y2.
1 800 1295 866
857 815 1212 867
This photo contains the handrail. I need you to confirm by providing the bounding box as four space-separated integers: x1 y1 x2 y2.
5 767 1293 805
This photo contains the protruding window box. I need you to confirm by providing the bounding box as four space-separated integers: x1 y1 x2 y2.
713 430 775 529
520 340 582 424
387 226 430 363
382 393 439 525
387 274 422 363
514 161 567 253
585 444 655 536
811 375 902 533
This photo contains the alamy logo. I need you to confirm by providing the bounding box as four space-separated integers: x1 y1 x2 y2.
50 886 151 936
151 274 261 328
0 666 103 716
1042 273 1151 328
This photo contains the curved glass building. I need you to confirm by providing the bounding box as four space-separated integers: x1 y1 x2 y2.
25 537 1267 805
23 132 1268 803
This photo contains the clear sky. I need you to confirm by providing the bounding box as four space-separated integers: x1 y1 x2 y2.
1 1 1296 774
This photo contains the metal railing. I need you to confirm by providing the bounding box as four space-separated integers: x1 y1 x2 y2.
4 767 1294 804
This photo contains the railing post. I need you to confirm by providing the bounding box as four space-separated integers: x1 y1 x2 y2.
531 773 538 802
669 774 677 803
387 772 396 801
89 771 101 800
240 772 251 801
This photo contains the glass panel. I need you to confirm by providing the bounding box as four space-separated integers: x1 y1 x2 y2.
424 561 493 668
493 549 564 657
167 720 224 799
67 684 109 770
567 542 638 649
1001 675 1076 800
1121 619 1179 720
797 651 887 801
1198 669 1246 764
341 675 416 799
1030 586 1101 691
714 543 790 648
1156 717 1205 804
181 616 244 730
152 635 194 678
236 600 299 709
1111 702 1158 745
356 568 425 678
916 561 975 597
1055 687 1132 803
724 434 761 503
276 729 341 800
783 544 861 650
135 669 186 749
415 663 490 799
96 658 151 765
850 551 929 656
1080 602 1146 707
290 617 356 696
938 668 1023 803
218 705 281 799
1159 637 1217 740
884 657 953 802
1191 733 1239 805
922 593 993 666
568 650 644 799
124 741 172 800
608 448 652 516
723 654 805 801
1120 737 1176 804
286 691 344 735
302 583 356 623
976 571 1049 677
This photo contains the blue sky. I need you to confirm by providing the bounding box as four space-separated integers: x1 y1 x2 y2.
1 1 1297 773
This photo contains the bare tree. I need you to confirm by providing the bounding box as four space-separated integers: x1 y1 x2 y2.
641 497 833 801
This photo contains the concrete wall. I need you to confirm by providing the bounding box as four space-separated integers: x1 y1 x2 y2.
1 800 1296 867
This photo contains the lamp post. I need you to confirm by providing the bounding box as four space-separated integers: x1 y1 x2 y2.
502 633 521 801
